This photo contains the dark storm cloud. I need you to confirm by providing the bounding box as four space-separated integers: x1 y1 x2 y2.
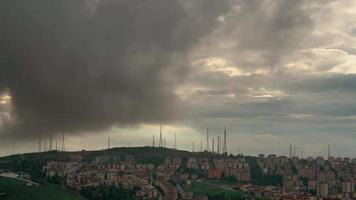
0 0 230 139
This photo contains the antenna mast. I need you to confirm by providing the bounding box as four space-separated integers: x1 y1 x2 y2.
192 140 195 152
174 133 176 149
200 139 203 152
217 136 220 154
38 136 41 152
222 128 227 154
206 128 209 152
49 135 53 151
159 125 163 147
212 137 215 153
62 132 65 151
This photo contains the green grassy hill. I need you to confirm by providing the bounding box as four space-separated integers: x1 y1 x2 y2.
0 177 84 200
187 181 241 196
0 147 197 174
0 146 193 163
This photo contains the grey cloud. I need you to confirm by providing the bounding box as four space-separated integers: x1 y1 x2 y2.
0 0 230 140
182 70 356 126
200 0 314 68
280 74 356 93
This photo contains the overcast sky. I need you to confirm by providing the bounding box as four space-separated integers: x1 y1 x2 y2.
1 0 356 157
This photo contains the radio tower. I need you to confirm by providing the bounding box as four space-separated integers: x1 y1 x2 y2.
328 144 330 157
192 140 195 152
38 136 42 152
212 137 215 153
58 135 61 150
159 125 163 147
206 128 209 152
174 133 177 149
44 137 47 152
217 136 220 154
59 136 61 150
62 132 65 151
222 128 227 154
49 135 53 151
108 137 111 149
289 142 292 158
200 139 203 152
152 135 155 147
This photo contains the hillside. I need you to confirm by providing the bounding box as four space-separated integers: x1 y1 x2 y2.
0 176 84 200
0 147 203 179
0 147 283 187
0 146 210 168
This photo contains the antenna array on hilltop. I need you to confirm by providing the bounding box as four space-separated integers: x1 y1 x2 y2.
38 132 65 153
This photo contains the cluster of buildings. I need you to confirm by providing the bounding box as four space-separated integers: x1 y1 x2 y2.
186 156 251 182
44 152 254 200
256 154 356 199
41 148 356 200
44 154 212 200
154 157 182 200
209 158 251 182
45 154 158 199
240 184 313 200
